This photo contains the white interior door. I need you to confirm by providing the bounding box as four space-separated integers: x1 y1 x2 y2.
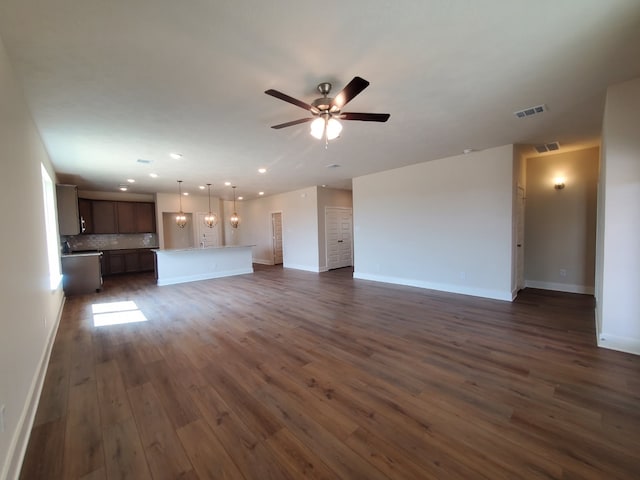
271 212 283 265
195 212 219 248
326 207 353 269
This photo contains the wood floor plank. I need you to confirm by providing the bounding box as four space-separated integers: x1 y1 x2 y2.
95 360 133 427
127 382 194 480
177 418 245 480
102 417 152 480
19 418 65 479
19 268 640 479
63 380 104 479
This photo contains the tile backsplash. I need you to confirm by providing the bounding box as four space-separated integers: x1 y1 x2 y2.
64 233 158 251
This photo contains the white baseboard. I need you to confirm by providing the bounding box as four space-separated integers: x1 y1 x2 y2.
524 280 594 295
2 297 65 480
597 333 640 356
353 272 512 302
157 267 254 286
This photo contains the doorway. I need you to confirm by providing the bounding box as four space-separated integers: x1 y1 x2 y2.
271 212 283 265
326 207 353 270
195 212 219 248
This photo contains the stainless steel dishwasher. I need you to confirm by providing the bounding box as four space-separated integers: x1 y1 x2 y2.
60 251 103 295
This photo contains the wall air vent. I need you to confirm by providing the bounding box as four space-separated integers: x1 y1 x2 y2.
534 141 560 153
514 104 546 118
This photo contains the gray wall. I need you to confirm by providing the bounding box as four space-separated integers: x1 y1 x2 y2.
0 36 65 479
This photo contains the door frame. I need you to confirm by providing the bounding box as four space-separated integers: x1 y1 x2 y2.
270 211 283 265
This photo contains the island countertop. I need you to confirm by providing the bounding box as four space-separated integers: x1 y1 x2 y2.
153 245 254 286
152 244 255 253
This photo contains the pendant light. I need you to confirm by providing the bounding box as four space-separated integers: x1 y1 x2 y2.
229 185 239 229
175 180 187 228
204 183 218 228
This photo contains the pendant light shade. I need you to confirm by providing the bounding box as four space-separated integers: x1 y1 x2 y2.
230 185 239 229
204 183 217 228
310 115 342 141
175 180 187 228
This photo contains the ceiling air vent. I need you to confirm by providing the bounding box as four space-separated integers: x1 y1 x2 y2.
136 158 153 164
534 141 560 153
514 104 546 118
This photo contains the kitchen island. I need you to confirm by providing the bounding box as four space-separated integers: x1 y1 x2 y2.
153 245 254 286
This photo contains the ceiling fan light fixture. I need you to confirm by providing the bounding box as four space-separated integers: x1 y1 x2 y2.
310 117 325 139
326 118 342 140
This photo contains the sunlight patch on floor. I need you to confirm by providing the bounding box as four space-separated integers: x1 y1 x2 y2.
92 300 148 327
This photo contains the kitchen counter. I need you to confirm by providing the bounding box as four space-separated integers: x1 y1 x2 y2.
153 245 254 286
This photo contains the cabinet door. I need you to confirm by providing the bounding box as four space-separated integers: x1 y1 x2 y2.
78 198 94 234
124 251 140 272
92 201 117 234
56 185 80 235
135 203 156 233
117 202 137 233
139 249 155 271
108 252 125 274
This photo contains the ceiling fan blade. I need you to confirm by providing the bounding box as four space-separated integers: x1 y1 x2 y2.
271 117 314 129
331 76 370 109
265 89 316 112
340 112 390 122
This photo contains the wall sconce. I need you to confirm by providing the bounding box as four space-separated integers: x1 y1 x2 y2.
554 177 565 190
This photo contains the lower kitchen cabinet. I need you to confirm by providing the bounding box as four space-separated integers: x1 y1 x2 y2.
102 248 155 275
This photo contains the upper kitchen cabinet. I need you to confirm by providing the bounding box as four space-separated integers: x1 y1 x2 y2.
56 184 80 235
91 200 118 234
134 202 156 233
117 201 156 233
78 198 93 234
117 202 156 233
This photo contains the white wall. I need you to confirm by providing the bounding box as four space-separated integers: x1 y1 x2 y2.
0 37 65 479
155 191 222 249
353 145 515 301
317 188 353 271
524 148 599 294
238 187 320 271
597 77 640 354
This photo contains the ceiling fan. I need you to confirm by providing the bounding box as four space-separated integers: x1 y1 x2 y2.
265 76 390 144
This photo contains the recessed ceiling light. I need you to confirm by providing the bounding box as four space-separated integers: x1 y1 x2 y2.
119 186 128 191
183 192 189 196
258 168 267 174
238 196 243 200
224 181 231 186
149 173 158 178
259 191 264 196
463 148 474 154
127 178 135 183
199 185 205 190
169 153 183 160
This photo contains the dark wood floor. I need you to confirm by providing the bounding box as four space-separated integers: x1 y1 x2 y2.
20 265 640 479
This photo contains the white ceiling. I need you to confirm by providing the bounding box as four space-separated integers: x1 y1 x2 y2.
1 1 639 200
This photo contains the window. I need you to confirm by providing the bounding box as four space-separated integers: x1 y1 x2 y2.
41 164 62 290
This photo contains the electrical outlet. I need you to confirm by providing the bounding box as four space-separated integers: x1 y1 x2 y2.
560 269 567 277
0 404 6 432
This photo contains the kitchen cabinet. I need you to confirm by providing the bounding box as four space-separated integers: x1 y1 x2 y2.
102 248 155 275
80 199 156 234
116 202 156 233
56 184 80 235
78 198 93 234
135 202 156 233
92 201 118 234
